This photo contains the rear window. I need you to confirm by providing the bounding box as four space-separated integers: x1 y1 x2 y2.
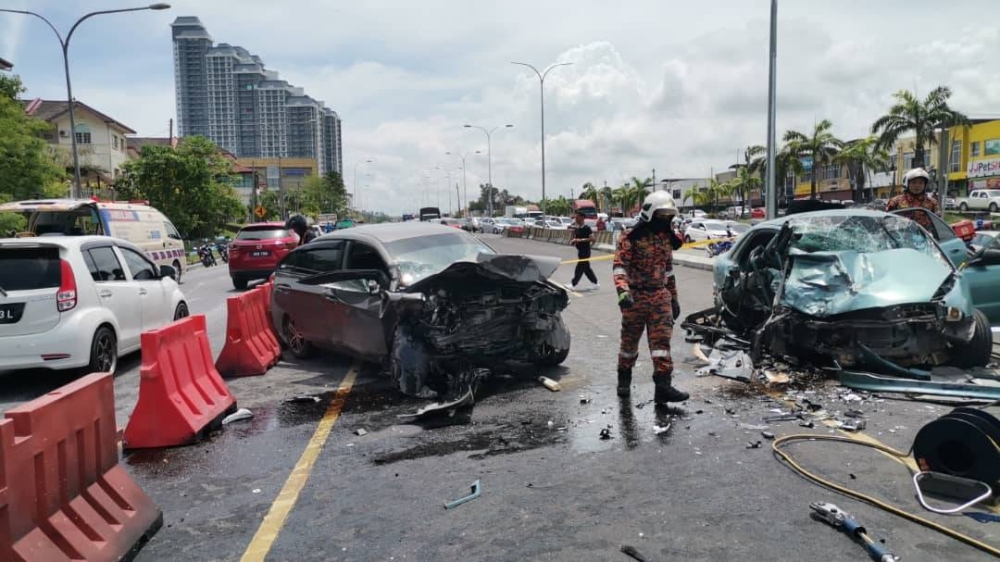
236 227 291 241
0 247 61 291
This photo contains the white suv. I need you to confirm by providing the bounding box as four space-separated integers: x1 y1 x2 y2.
0 236 189 374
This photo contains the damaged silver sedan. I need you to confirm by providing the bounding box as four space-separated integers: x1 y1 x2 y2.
269 222 570 398
684 209 993 370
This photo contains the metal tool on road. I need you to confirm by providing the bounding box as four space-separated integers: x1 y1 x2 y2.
444 479 481 509
809 502 898 562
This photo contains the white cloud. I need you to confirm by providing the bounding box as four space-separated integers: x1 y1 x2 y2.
6 0 1000 214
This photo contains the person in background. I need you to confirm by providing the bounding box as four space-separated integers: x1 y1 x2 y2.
285 214 317 247
886 168 939 231
596 216 607 231
570 210 600 291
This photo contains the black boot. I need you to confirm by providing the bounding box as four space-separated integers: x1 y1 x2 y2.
653 373 689 404
617 368 632 397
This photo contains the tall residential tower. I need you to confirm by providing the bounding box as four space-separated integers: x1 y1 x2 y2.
170 16 343 175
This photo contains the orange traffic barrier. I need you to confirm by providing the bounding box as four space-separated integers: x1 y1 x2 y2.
215 286 280 378
259 279 280 342
0 372 162 561
123 314 237 449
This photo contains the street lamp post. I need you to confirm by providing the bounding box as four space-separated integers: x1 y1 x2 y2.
446 150 480 217
353 159 374 214
463 124 513 217
0 4 171 199
511 61 572 215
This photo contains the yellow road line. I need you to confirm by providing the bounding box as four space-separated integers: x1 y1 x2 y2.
240 362 360 561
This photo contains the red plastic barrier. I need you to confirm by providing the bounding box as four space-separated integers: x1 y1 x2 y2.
0 373 162 561
952 220 976 242
123 314 237 449
215 287 280 378
252 284 280 357
260 279 280 344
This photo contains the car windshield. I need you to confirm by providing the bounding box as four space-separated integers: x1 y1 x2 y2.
703 221 727 231
386 232 496 285
237 226 289 240
789 214 948 265
728 224 750 234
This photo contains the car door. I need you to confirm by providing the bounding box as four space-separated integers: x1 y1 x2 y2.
890 208 969 267
117 246 171 330
82 246 144 351
325 241 390 359
960 236 1000 325
273 242 346 344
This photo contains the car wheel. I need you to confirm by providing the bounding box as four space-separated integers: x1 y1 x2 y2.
282 316 314 359
990 203 998 213
87 326 117 375
174 302 189 321
960 203 968 212
951 309 992 368
172 260 183 284
233 277 248 291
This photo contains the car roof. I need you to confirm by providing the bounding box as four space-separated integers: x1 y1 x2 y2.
314 221 470 244
0 234 145 254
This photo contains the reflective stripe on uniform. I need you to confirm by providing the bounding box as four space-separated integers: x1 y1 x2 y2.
619 351 639 358
613 267 628 276
665 271 675 278
651 350 671 358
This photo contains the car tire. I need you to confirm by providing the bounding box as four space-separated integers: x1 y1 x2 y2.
172 260 183 284
534 316 571 366
991 203 998 213
282 315 314 359
960 203 968 212
951 309 992 368
233 277 248 291
87 326 118 375
174 301 189 321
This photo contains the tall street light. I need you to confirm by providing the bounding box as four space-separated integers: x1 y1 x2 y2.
463 124 513 217
511 61 572 215
0 4 171 199
446 150 481 217
353 159 374 214
764 0 779 220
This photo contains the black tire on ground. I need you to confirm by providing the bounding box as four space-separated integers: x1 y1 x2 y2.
952 309 993 368
233 277 248 291
991 203 998 213
960 203 969 212
174 301 189 321
172 260 183 284
87 326 117 374
282 315 314 359
540 347 570 366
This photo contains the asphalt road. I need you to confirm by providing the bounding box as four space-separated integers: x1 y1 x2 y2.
2 235 998 561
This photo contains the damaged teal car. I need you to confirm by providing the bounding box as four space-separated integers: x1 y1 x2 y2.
688 209 995 369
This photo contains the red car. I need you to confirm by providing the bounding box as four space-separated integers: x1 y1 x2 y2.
228 222 299 290
751 207 765 219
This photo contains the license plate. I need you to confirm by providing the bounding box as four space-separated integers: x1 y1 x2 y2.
251 251 271 258
0 303 25 324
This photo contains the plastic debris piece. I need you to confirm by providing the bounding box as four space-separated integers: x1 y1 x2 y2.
761 431 775 440
620 544 649 562
538 376 561 392
444 480 481 509
222 408 253 425
653 424 670 435
599 428 612 440
355 428 368 436
746 441 762 449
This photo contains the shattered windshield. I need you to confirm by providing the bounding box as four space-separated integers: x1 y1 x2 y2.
788 214 950 267
387 232 496 285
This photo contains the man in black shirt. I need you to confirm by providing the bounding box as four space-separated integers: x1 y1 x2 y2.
570 210 599 290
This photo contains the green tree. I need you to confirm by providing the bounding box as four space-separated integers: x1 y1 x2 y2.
580 182 599 205
871 86 971 169
784 119 843 199
731 166 760 215
0 95 66 202
748 143 805 206
705 178 733 216
0 74 26 100
547 196 572 216
836 136 891 202
118 136 243 237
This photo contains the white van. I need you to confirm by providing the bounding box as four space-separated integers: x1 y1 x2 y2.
0 198 188 282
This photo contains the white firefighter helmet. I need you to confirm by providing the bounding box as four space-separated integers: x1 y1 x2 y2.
638 190 679 222
903 167 931 189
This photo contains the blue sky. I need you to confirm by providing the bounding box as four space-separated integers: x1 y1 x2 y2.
4 0 999 214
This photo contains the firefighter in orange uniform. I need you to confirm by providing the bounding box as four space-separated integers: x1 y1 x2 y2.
885 167 939 231
613 191 689 404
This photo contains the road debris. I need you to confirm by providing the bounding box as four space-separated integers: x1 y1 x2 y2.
222 408 253 425
761 431 775 440
840 420 866 432
285 395 321 404
444 480 481 510
355 428 368 437
966 512 1000 524
653 423 671 435
746 441 762 449
620 545 650 562
599 427 613 440
538 376 561 392
397 387 475 423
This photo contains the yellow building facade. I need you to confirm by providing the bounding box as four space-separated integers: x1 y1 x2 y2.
947 120 1000 193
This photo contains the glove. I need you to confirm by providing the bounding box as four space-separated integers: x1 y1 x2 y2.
672 298 680 320
618 292 634 310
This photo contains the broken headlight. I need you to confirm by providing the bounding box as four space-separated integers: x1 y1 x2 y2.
943 306 964 322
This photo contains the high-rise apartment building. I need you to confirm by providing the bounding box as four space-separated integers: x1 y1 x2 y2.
170 16 343 175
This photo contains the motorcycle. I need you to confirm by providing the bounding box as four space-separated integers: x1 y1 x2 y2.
217 242 229 263
705 238 734 258
198 245 217 267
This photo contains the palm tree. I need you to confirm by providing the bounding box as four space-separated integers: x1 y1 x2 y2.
835 136 891 202
600 184 613 213
580 182 599 205
612 185 631 213
749 143 805 206
871 86 971 169
731 166 761 216
784 119 843 199
685 186 712 220
704 178 732 216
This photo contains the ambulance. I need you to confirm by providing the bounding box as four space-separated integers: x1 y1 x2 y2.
0 198 189 282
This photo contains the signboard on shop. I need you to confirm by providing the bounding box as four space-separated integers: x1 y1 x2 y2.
968 158 1000 178
970 177 1000 189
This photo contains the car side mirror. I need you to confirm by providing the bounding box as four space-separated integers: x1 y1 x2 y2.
159 264 177 280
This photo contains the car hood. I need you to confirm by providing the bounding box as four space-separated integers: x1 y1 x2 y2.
406 253 562 292
780 248 954 317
